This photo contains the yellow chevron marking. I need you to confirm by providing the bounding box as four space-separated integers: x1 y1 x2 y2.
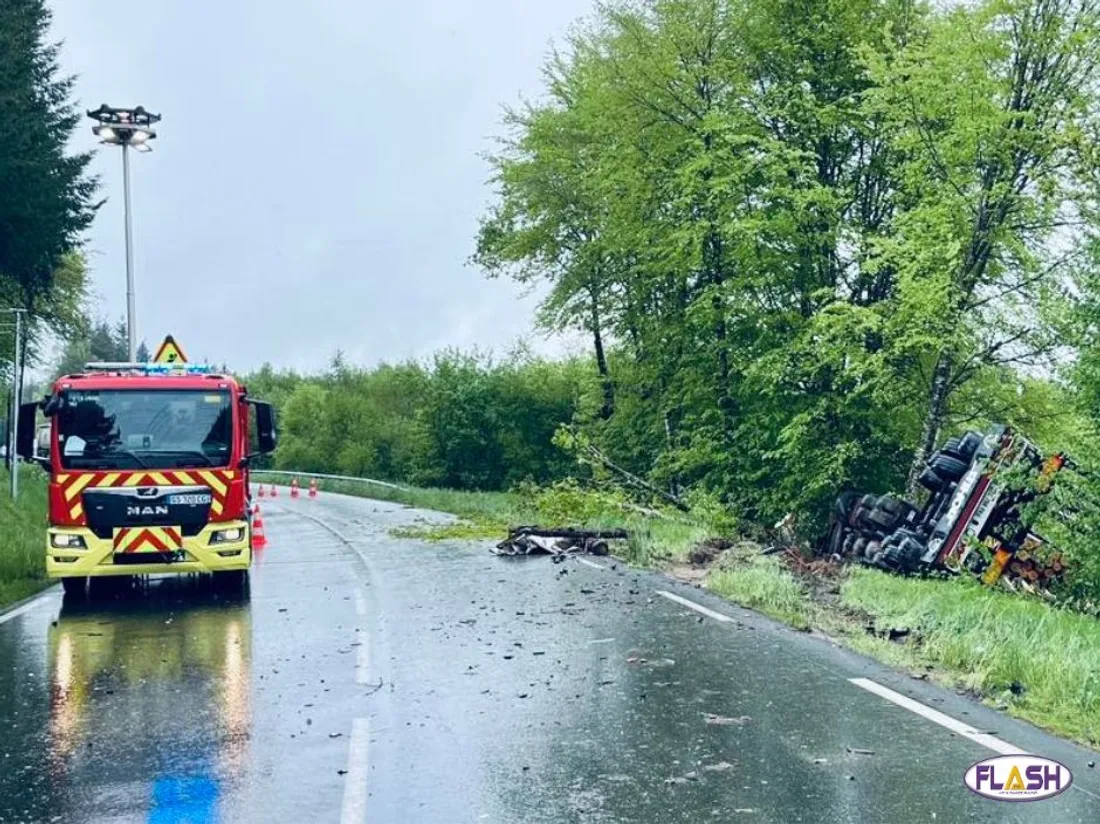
70 502 83 520
198 471 228 496
56 474 70 484
97 472 122 488
128 526 182 552
224 471 235 480
211 499 224 516
173 471 197 486
148 472 172 486
123 473 146 487
64 474 94 501
115 529 141 552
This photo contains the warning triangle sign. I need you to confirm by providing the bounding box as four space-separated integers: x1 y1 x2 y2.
153 335 188 364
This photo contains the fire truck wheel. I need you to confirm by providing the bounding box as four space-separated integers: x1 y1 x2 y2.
60 576 87 598
929 452 969 480
213 569 249 593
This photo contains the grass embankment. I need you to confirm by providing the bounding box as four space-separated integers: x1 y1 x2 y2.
257 473 1100 748
0 468 49 609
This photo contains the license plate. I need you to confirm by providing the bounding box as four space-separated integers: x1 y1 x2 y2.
166 493 212 506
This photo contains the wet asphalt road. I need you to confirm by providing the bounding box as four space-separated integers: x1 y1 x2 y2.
3 490 1100 823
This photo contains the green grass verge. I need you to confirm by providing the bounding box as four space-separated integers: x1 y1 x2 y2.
707 552 813 631
0 468 49 610
840 566 1100 746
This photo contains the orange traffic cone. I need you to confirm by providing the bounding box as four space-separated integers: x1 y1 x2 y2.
271 484 278 498
308 478 318 498
258 485 265 498
253 509 267 548
291 477 300 498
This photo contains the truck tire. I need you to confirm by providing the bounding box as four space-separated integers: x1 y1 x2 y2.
848 494 877 528
918 466 947 491
953 431 983 461
213 569 249 594
929 452 969 480
834 492 860 523
61 576 87 599
864 540 882 562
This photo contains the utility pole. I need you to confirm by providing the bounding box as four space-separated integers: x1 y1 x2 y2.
8 308 25 500
122 141 136 361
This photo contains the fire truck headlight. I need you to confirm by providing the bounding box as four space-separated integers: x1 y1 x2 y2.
51 533 87 549
211 527 244 544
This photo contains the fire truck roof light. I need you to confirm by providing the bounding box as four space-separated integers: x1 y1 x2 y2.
83 362 214 375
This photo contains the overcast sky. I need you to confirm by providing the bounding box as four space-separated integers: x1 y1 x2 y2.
49 1 592 372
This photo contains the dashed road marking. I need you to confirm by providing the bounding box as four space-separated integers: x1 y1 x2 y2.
356 635 371 685
849 677 1023 755
353 587 367 616
576 557 605 570
655 590 734 623
340 717 370 824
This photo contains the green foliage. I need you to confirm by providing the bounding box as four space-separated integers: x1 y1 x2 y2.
248 350 588 492
52 313 128 377
0 0 98 351
0 468 49 608
475 0 1100 539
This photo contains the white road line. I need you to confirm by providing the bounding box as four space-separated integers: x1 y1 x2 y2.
353 588 367 616
849 677 1024 755
340 717 370 824
655 590 734 623
576 558 605 570
0 589 55 626
356 636 371 685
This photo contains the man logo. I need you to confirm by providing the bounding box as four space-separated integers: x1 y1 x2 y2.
965 755 1072 801
127 505 169 517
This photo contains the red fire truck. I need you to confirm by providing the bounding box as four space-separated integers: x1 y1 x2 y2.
15 349 276 596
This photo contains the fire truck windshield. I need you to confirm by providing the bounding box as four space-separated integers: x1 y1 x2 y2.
56 389 233 470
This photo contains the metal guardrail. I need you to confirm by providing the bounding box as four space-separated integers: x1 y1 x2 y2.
250 469 407 492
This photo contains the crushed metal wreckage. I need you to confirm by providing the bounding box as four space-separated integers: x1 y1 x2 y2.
493 526 628 558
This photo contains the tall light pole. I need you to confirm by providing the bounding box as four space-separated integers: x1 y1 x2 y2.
87 104 161 362
7 308 25 500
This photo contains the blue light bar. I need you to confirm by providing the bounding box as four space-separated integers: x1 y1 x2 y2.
84 361 214 375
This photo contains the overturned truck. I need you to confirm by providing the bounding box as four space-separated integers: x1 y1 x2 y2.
826 426 1070 590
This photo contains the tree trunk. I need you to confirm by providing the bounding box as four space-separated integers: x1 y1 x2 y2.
590 292 614 420
907 351 952 495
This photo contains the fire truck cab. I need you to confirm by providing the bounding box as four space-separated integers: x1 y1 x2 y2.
15 360 277 594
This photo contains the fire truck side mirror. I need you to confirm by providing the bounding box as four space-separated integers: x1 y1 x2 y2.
253 401 277 455
16 402 42 464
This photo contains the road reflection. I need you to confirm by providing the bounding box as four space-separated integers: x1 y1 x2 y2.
47 578 252 822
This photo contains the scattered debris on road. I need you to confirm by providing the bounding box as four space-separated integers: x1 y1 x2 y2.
703 713 752 726
493 526 628 557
